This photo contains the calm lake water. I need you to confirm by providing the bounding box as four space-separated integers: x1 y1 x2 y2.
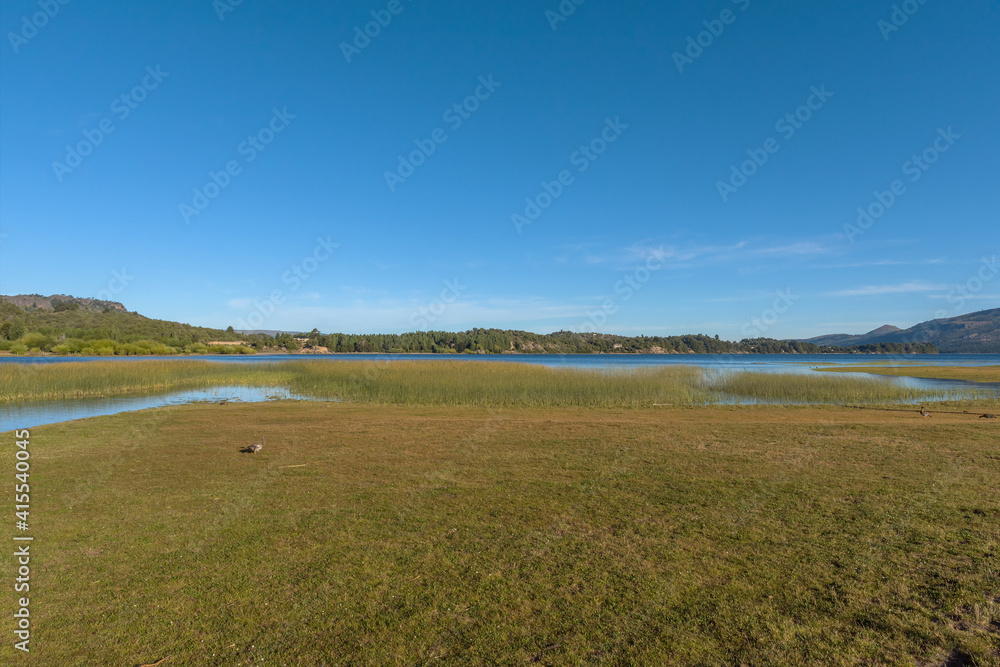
3 352 999 370
2 354 997 431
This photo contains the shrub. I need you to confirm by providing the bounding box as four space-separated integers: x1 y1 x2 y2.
80 339 118 356
215 345 255 355
21 332 55 351
57 339 87 354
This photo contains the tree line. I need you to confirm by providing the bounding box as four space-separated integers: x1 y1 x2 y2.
0 300 938 356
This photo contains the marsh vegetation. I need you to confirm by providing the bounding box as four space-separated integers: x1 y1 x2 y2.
2 360 991 406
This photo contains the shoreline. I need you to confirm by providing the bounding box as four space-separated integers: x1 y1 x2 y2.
0 349 976 359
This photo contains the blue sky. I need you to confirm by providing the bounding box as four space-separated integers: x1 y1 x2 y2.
1 0 997 339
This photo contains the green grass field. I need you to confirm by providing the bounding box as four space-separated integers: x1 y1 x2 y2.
4 400 999 665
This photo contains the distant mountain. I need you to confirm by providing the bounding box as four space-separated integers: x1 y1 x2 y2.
805 325 903 348
800 308 1000 353
864 324 904 337
1 293 127 313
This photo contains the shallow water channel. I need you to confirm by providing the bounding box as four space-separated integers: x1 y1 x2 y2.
1 385 319 432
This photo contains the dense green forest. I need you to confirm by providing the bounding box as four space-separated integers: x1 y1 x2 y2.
0 296 938 356
303 329 936 355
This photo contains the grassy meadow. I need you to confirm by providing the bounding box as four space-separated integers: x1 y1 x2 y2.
4 400 999 665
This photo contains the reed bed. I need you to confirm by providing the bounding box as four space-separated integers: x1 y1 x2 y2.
285 360 706 407
0 360 288 402
2 359 988 406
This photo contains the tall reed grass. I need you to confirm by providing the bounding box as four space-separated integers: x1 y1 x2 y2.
0 360 288 402
0 359 980 406
285 361 705 407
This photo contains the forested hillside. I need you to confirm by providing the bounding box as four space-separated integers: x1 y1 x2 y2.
0 298 256 355
0 296 937 356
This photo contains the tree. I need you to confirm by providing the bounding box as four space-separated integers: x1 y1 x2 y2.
53 300 80 312
7 317 25 340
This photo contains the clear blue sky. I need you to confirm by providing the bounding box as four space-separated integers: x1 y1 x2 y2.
1 0 997 339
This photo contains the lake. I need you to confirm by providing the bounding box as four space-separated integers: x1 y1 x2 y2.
3 352 999 370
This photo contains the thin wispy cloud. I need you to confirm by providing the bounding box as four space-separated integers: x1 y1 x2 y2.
555 242 675 270
927 293 1000 301
570 236 841 272
826 281 948 297
814 258 945 270
749 241 837 257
